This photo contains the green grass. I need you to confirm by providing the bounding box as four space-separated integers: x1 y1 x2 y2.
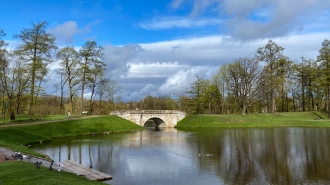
0 115 144 157
0 161 102 185
176 111 330 128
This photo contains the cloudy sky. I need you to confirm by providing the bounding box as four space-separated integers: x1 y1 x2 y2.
1 0 330 101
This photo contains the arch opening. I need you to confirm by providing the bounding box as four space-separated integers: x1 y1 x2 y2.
143 117 166 128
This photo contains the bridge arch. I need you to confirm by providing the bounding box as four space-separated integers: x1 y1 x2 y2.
110 110 186 128
143 117 166 127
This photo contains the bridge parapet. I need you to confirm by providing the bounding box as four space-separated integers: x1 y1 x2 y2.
111 110 184 114
110 110 186 127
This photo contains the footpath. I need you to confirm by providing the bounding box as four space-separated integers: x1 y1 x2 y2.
0 115 101 128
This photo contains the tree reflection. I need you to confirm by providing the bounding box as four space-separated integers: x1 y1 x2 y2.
190 128 330 184
31 128 330 184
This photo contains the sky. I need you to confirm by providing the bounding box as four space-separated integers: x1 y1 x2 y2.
1 0 330 102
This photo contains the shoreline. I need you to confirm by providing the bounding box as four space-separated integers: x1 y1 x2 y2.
176 112 330 128
0 116 143 184
0 115 144 159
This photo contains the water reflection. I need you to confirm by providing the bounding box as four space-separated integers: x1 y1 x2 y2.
31 127 330 185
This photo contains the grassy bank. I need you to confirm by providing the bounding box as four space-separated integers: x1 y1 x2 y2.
0 161 102 185
0 115 143 157
176 111 330 128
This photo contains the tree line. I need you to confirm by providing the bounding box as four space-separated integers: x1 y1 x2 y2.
0 21 122 117
181 39 330 117
1 21 330 117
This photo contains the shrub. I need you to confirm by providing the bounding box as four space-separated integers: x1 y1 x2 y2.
10 113 15 121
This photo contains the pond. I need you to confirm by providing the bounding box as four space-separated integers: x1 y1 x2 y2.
31 127 330 185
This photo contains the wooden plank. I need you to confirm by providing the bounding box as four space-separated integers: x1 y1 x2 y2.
61 161 110 181
65 161 109 179
60 160 112 181
61 161 100 180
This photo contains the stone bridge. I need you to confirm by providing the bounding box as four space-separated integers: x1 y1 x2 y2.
110 110 186 128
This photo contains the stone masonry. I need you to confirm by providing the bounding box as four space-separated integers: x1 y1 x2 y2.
110 110 186 127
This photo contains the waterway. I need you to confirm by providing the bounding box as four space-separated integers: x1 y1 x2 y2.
31 127 330 185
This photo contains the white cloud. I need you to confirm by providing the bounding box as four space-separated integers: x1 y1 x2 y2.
189 0 221 17
171 0 184 9
118 31 329 101
83 20 101 32
126 62 189 78
140 17 223 30
103 44 143 78
48 21 80 44
157 67 215 97
120 66 216 101
127 83 158 101
170 0 330 41
48 20 101 44
138 35 255 66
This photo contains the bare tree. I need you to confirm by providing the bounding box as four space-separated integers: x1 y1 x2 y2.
57 46 80 114
14 21 57 115
317 39 330 118
227 58 261 115
104 79 122 111
79 41 104 114
255 40 284 114
87 60 106 115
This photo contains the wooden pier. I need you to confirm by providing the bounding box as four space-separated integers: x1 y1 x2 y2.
60 160 112 181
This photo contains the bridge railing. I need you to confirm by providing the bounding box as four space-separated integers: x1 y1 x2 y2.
110 110 186 115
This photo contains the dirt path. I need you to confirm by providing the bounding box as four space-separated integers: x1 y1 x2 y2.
0 115 102 128
0 147 64 172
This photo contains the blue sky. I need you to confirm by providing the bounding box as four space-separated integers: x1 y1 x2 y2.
1 0 330 101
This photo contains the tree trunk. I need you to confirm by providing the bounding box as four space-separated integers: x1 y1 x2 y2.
80 58 87 115
29 53 36 115
281 82 284 112
328 85 330 119
242 102 247 115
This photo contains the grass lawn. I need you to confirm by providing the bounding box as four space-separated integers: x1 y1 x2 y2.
0 161 102 185
176 111 330 128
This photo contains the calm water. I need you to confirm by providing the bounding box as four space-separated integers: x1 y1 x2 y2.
31 127 330 185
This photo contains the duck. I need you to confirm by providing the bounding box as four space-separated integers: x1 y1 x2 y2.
35 161 40 168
